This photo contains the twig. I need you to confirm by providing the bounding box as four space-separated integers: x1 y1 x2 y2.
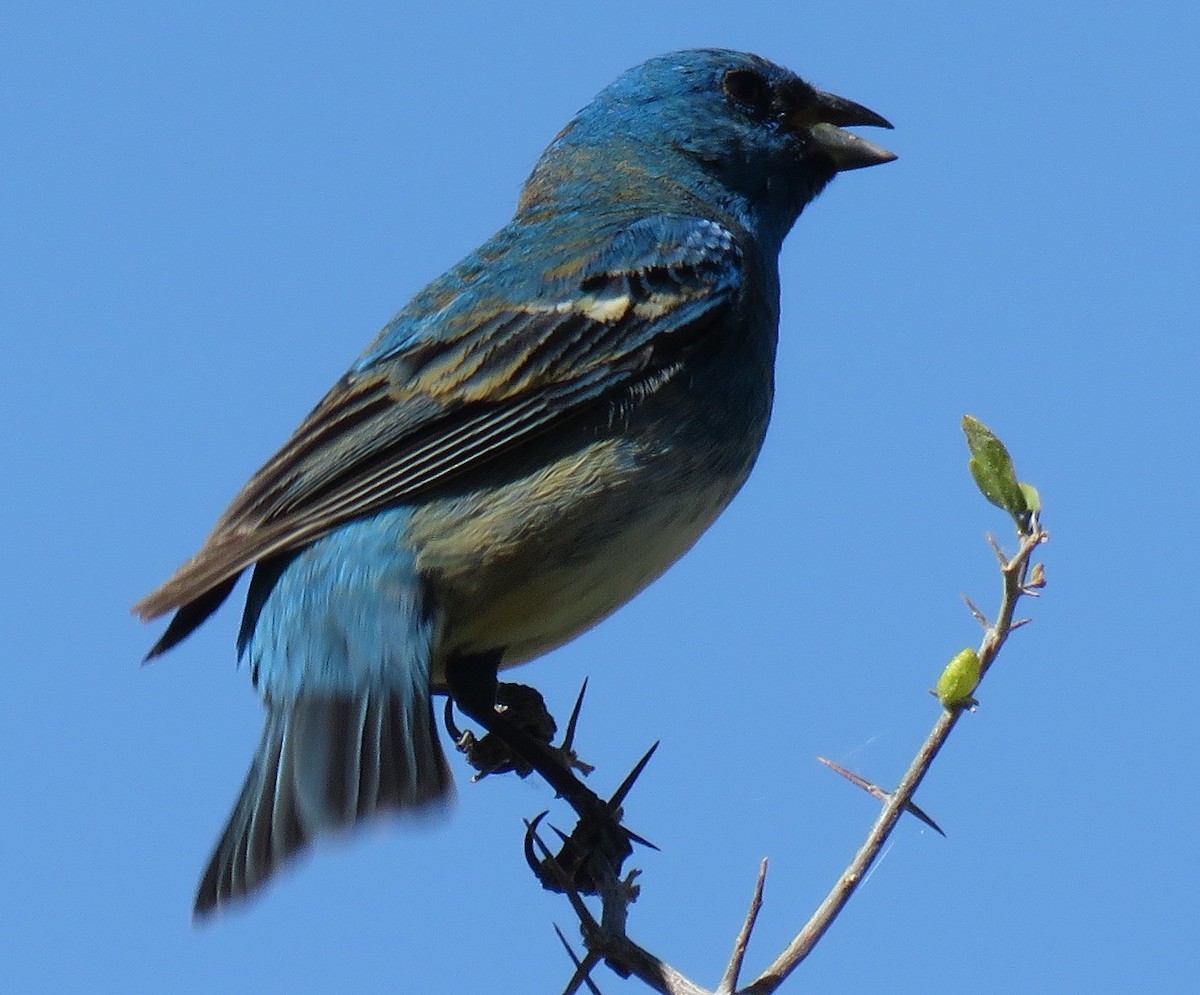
717 860 768 994
534 511 1048 994
742 520 1047 993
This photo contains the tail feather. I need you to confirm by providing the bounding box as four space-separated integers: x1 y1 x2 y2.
194 688 452 918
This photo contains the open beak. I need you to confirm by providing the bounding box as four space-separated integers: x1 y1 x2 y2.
797 89 897 172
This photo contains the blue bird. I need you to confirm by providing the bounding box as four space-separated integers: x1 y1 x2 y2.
134 49 895 916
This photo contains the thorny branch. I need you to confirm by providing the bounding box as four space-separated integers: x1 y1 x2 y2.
531 508 1048 994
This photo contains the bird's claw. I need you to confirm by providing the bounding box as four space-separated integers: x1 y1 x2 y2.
445 680 595 782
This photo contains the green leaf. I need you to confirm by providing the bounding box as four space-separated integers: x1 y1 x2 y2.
962 416 1029 520
937 647 982 709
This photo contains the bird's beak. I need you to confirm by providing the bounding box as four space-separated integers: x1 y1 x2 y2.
795 89 897 172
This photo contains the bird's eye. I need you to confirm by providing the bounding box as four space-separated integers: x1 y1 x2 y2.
722 69 773 118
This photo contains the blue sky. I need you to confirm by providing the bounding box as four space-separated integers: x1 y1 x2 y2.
4 2 1196 992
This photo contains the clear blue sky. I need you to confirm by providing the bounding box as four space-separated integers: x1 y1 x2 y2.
4 2 1196 992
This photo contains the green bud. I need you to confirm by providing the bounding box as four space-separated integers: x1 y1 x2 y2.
1019 482 1041 516
937 648 982 709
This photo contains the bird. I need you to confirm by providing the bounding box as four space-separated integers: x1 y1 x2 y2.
133 48 895 917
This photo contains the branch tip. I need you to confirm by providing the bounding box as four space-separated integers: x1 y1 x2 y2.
718 859 769 994
527 425 1048 995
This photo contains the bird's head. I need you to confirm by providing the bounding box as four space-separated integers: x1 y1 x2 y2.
521 49 895 249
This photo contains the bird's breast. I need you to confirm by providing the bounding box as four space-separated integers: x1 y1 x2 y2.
412 355 772 684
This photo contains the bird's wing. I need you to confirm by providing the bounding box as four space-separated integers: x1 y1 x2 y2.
134 215 744 634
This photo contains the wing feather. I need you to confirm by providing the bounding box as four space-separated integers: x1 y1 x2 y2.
135 216 744 626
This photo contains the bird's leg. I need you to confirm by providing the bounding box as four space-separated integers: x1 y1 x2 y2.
444 652 605 813
445 653 637 893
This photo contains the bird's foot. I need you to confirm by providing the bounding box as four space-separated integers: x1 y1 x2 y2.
444 679 595 782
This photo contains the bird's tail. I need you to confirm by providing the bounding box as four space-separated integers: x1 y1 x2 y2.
193 687 452 918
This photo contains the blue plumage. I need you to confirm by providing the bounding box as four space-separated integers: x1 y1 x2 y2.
135 48 894 915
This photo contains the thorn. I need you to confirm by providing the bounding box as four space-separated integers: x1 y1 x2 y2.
562 679 588 753
524 812 550 876
553 678 596 777
818 756 877 796
961 594 990 628
622 826 657 852
905 801 947 837
986 532 1008 565
818 757 946 837
526 819 598 928
1010 617 1033 631
554 924 604 995
608 742 658 812
605 744 660 850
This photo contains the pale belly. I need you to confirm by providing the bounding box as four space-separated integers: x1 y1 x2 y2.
411 427 756 686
